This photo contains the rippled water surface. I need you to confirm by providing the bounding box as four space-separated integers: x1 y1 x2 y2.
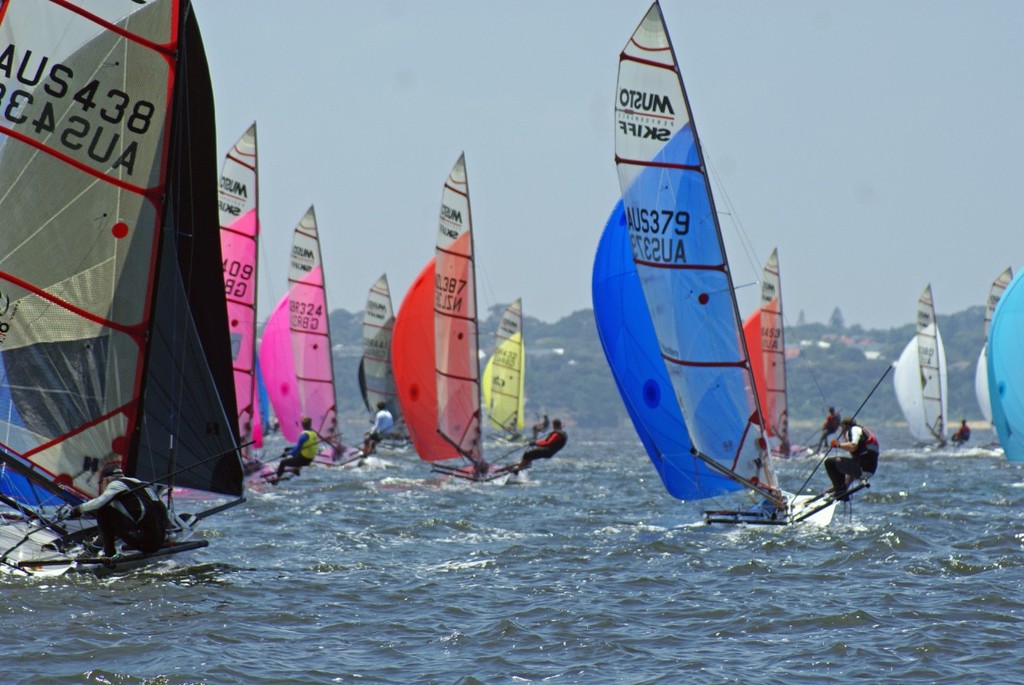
3 424 1023 684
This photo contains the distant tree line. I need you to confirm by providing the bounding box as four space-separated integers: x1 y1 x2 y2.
326 304 990 431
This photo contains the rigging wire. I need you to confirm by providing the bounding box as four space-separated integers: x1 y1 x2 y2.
706 147 836 443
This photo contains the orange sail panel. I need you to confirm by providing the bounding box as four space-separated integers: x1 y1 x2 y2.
393 260 460 462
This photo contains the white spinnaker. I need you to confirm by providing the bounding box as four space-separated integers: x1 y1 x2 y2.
894 319 947 443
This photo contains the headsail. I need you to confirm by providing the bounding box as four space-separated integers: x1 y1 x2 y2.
988 269 1024 461
0 0 241 506
392 260 461 462
219 123 260 460
359 274 402 428
594 200 740 500
614 3 776 496
976 267 1012 423
259 293 300 440
482 299 526 436
893 284 947 444
434 154 485 468
742 249 789 453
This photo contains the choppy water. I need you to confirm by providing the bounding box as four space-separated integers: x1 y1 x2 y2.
3 424 1023 684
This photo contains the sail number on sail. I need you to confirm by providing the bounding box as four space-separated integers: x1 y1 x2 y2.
0 44 158 177
223 260 254 298
290 301 323 331
435 275 467 314
761 325 782 351
625 206 689 265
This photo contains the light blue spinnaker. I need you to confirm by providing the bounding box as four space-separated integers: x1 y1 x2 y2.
988 268 1024 461
593 200 737 500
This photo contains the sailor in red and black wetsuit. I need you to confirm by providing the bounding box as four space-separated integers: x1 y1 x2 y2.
951 419 971 446
512 419 567 473
825 417 879 501
815 407 842 452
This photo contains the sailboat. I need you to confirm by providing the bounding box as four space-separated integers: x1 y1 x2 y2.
0 0 244 575
741 249 805 457
219 123 261 471
392 155 512 482
893 285 947 446
357 274 405 445
976 267 1012 424
482 299 526 441
987 269 1024 462
259 207 348 468
613 2 835 524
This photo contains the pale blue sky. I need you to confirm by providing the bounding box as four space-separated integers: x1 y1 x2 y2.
194 1 1023 329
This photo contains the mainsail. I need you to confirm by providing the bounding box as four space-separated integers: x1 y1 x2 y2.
0 0 241 501
482 299 525 437
893 284 947 445
434 154 485 469
976 267 1012 423
260 207 338 447
358 274 402 428
219 123 260 460
0 0 243 571
988 269 1024 461
742 249 789 453
614 3 778 501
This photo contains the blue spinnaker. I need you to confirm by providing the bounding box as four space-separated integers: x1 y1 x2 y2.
592 200 739 500
256 355 271 442
987 268 1024 461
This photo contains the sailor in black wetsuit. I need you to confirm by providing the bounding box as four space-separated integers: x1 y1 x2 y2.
69 463 169 558
825 418 880 501
513 419 568 473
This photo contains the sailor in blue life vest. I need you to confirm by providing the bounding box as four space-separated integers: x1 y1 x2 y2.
951 419 971 446
512 418 567 473
361 401 395 457
815 406 842 452
825 417 879 501
67 463 169 558
276 416 319 480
